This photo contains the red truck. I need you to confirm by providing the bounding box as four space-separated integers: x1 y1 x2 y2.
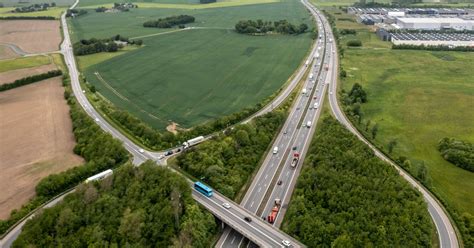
267 198 281 224
291 152 300 168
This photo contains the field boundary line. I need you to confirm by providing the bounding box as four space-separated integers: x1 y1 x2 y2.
130 27 231 40
94 72 129 102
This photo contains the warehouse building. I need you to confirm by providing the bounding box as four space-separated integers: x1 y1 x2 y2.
395 17 474 31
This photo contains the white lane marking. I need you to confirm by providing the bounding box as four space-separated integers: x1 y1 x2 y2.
250 201 254 208
231 235 236 244
258 187 261 193
264 174 268 179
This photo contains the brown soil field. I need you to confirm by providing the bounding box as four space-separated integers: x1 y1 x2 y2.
0 63 57 85
0 45 18 60
0 20 61 54
0 77 83 219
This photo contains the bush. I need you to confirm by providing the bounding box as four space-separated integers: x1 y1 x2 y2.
346 39 362 47
143 15 195 28
0 70 62 92
235 19 308 35
438 138 474 172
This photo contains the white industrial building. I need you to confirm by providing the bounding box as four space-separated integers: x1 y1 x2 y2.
395 17 474 31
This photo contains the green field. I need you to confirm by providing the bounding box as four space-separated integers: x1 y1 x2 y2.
72 0 314 128
0 7 67 18
325 8 474 223
0 55 51 73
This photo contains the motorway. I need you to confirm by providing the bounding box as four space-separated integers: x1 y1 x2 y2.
217 0 333 246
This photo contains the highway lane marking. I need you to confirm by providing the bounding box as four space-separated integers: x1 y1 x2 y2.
258 187 261 193
231 235 236 244
264 174 268 179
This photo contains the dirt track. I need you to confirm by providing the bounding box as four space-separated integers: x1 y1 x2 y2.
0 63 57 85
0 77 83 219
0 20 61 54
0 45 19 60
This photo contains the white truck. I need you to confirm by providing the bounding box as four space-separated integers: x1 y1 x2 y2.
183 136 205 149
85 169 113 183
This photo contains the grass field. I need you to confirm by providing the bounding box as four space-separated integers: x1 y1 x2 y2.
0 56 51 73
79 0 200 7
81 0 280 10
325 8 474 219
73 0 314 128
77 46 139 71
0 7 67 18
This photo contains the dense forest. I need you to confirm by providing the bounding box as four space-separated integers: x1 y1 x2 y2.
282 117 433 247
73 35 142 56
176 111 286 199
13 162 217 247
235 19 308 35
143 15 195 28
438 137 474 172
0 70 62 92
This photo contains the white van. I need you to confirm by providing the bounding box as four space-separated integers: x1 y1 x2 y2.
273 146 279 154
314 102 318 109
306 121 312 128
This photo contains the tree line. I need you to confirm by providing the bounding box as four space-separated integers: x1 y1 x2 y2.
200 0 216 3
143 15 195 28
438 137 473 172
0 16 55 20
13 162 217 247
73 35 142 56
282 117 433 247
0 70 62 92
235 19 308 35
13 2 55 13
392 44 474 52
176 111 286 199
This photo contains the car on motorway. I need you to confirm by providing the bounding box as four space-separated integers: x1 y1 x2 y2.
277 180 282 185
282 240 291 247
313 96 317 99
306 121 312 127
139 149 144 153
222 202 231 209
244 217 252 222
330 91 333 95
292 146 297 151
165 150 173 156
273 146 279 154
95 118 99 122
283 130 288 134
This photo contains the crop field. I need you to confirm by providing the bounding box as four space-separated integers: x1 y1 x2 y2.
73 0 314 128
330 9 474 218
0 20 61 54
0 7 67 18
0 0 74 7
0 63 57 85
0 77 83 219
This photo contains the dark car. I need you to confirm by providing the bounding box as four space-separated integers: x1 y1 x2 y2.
165 150 173 156
277 180 282 185
292 146 297 151
244 217 252 223
176 148 182 153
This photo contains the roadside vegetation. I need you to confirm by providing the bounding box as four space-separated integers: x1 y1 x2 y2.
73 35 143 56
235 19 308 35
143 15 195 28
282 117 433 247
13 162 217 247
318 5 474 246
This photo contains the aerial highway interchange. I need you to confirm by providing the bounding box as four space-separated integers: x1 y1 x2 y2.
0 0 460 247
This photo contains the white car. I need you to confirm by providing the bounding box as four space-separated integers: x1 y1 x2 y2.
222 202 231 209
139 149 144 153
158 155 165 160
330 91 333 95
95 118 99 122
282 240 291 247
